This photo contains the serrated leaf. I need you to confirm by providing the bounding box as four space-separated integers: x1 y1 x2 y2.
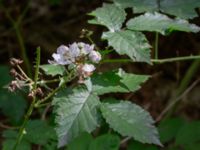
40 64 65 76
160 0 200 19
0 66 27 123
102 30 151 63
89 134 120 150
113 0 158 13
127 12 200 35
158 118 185 143
24 120 56 145
52 86 100 148
100 101 162 146
175 121 200 145
68 132 93 150
88 3 126 32
89 69 149 95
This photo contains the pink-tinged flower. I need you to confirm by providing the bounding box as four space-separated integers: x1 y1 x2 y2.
82 64 96 73
77 64 96 83
89 51 101 63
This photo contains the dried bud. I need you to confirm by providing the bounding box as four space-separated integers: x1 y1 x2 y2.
10 58 23 66
35 88 44 97
28 91 35 100
8 80 20 92
10 68 18 77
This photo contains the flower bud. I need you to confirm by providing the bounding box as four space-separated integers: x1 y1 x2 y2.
89 51 101 63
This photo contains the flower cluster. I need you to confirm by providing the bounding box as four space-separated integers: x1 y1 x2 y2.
49 42 101 82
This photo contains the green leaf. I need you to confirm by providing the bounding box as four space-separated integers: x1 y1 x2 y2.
102 30 151 63
127 12 200 35
2 139 31 150
3 130 18 138
0 66 27 123
160 0 200 19
100 101 162 146
52 86 100 147
127 140 158 150
88 3 126 32
40 64 65 76
175 121 200 145
158 118 185 143
24 120 56 145
68 132 93 150
113 0 158 13
89 69 149 95
89 134 120 150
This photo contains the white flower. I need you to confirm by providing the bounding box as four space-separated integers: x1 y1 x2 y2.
78 42 94 55
69 43 80 57
89 51 101 63
82 64 95 72
49 45 75 65
49 44 82 65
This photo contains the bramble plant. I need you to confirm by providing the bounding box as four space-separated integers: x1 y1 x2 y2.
1 0 200 150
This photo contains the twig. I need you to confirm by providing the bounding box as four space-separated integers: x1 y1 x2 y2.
156 78 200 122
13 47 41 150
101 55 200 64
120 137 132 145
41 104 51 120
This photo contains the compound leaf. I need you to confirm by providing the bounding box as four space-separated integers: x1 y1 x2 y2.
88 3 126 32
100 101 162 146
127 12 200 35
40 64 65 76
113 0 158 13
160 0 200 19
102 30 151 63
52 86 100 147
89 69 149 95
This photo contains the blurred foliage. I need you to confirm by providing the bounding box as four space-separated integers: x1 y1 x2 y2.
0 0 200 150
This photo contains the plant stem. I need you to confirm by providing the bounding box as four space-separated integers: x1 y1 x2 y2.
0 3 32 77
155 32 159 59
156 78 200 122
35 70 76 107
152 55 200 63
176 60 200 95
101 55 200 64
13 47 41 150
14 24 32 77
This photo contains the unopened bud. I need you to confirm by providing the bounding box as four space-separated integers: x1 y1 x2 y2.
89 51 101 63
